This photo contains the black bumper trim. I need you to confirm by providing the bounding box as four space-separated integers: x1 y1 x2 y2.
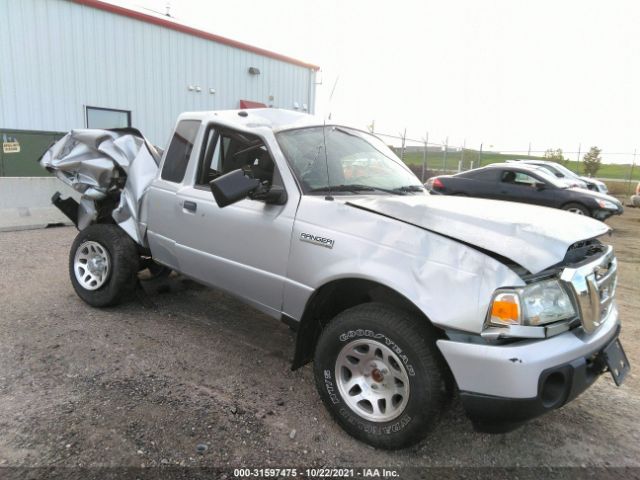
461 324 619 433
51 191 79 227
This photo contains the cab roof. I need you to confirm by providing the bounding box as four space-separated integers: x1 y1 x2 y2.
485 162 547 173
177 108 325 133
507 159 559 166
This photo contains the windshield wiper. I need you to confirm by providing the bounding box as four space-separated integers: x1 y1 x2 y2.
394 184 424 193
308 184 404 195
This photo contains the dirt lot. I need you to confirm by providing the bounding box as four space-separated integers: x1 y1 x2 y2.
0 207 639 476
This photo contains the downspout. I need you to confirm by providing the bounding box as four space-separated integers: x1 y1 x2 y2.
307 68 316 114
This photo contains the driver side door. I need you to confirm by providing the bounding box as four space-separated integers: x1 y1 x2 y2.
172 124 297 318
497 170 556 207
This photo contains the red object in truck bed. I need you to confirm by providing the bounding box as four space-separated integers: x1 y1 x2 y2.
239 100 267 109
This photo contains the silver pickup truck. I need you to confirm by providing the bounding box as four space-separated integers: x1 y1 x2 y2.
41 108 630 449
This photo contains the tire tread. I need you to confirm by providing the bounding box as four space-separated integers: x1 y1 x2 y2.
313 302 447 449
69 224 139 307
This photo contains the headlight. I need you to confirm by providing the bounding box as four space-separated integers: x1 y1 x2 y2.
597 199 618 210
488 279 576 327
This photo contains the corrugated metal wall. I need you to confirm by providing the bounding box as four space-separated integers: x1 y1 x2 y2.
0 0 317 147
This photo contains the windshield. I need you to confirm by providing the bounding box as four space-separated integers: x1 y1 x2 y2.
532 161 578 180
276 126 423 194
530 166 567 187
548 162 580 179
536 164 564 178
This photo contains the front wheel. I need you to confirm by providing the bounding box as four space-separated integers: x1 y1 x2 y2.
313 303 448 449
69 224 140 307
562 202 590 216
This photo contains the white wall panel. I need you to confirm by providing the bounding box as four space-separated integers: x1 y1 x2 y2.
0 0 317 146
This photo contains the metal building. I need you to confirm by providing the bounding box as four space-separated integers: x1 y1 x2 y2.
0 0 319 176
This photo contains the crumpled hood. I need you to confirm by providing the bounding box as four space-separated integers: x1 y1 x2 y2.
347 195 610 274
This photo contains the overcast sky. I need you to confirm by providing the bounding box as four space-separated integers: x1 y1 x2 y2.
121 0 639 164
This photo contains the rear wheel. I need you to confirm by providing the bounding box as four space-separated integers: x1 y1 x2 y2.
69 224 139 307
562 202 590 216
313 303 447 449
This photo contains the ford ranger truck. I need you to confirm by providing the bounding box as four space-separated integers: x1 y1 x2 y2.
41 109 630 449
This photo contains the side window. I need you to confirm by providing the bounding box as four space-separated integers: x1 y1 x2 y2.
195 126 278 189
541 166 563 178
196 127 223 185
161 120 200 183
501 170 539 186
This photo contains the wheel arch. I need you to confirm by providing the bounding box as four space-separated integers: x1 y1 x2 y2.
290 277 440 370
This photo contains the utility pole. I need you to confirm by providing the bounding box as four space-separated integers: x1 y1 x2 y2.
478 142 483 166
400 128 406 161
442 136 448 173
527 142 531 157
421 132 429 182
575 143 581 174
461 139 466 169
628 148 637 196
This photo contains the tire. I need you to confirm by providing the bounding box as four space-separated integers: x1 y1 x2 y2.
69 224 140 307
562 202 590 216
313 303 447 449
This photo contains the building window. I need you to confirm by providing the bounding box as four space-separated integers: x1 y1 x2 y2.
85 106 131 129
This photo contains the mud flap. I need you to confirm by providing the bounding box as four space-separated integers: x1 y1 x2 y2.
51 191 79 227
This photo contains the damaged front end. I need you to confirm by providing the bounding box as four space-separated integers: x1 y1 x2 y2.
40 128 161 247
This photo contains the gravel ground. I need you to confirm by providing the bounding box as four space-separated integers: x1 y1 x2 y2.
0 208 639 476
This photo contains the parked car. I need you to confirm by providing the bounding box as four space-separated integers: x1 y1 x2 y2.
508 159 608 193
579 176 609 194
426 163 623 220
41 109 629 449
506 159 587 188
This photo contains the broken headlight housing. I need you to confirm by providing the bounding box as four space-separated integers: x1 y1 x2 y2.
488 279 576 327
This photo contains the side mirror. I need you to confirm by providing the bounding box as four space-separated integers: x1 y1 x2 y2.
250 184 288 205
209 169 260 208
534 182 547 190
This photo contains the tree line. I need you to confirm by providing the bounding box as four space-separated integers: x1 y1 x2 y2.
543 146 602 177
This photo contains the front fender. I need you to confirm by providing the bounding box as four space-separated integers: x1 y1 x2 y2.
283 197 524 334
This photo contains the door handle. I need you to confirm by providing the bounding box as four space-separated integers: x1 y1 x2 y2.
183 200 197 212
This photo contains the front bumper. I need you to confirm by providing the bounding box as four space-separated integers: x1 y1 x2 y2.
437 305 620 432
594 206 623 220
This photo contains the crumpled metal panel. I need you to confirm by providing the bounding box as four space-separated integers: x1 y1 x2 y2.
346 195 610 274
40 129 160 245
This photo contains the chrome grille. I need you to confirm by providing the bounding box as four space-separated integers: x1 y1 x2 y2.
560 245 617 333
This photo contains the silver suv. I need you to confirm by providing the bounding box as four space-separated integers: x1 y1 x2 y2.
508 159 609 193
42 109 630 449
